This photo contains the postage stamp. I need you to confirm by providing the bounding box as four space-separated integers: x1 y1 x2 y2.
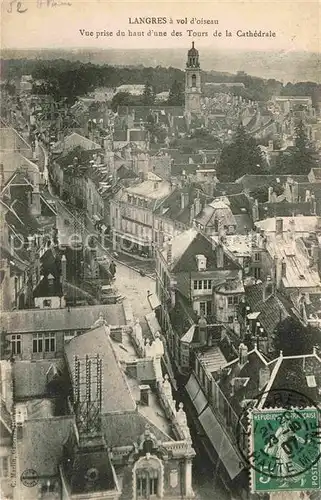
249 408 321 492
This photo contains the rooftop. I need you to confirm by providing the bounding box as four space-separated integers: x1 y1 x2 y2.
126 179 172 200
65 325 136 414
1 303 127 334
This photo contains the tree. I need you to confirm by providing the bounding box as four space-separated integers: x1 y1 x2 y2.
217 123 265 181
167 79 184 106
145 114 167 144
110 92 134 112
272 120 318 175
142 82 155 106
291 120 318 174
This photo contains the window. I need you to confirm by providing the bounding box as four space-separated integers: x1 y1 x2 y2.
136 469 159 498
228 316 234 323
192 74 196 87
254 252 261 262
11 334 21 355
198 280 202 289
0 457 9 478
33 333 56 353
208 280 212 290
228 296 233 306
33 333 43 353
45 333 56 352
204 280 208 290
200 302 206 315
233 296 239 305
254 267 261 279
193 280 198 290
43 299 52 308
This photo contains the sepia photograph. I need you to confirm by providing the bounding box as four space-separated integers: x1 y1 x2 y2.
0 1 321 499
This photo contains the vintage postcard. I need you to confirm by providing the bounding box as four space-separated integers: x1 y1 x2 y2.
0 1 320 499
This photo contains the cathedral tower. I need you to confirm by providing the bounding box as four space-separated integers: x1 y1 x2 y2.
185 41 202 115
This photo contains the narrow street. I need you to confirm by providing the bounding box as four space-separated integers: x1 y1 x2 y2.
43 147 232 500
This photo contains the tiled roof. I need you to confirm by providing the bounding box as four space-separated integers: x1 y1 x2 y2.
129 130 148 142
245 283 290 335
65 445 116 494
195 199 236 228
214 183 243 196
0 127 31 154
126 179 172 200
256 216 319 234
218 348 275 416
265 353 321 407
63 132 101 151
14 360 65 399
309 168 321 180
18 417 74 476
64 325 136 414
154 186 211 225
102 411 173 447
161 229 239 273
258 201 313 219
1 304 127 334
113 130 127 142
235 174 308 191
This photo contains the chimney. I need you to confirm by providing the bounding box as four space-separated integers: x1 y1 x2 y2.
194 196 202 216
216 243 224 269
275 218 283 236
198 314 207 345
0 163 4 189
268 186 274 203
61 254 67 283
316 217 321 233
189 203 195 225
259 367 270 391
139 385 150 406
239 343 248 367
181 191 189 210
263 276 273 302
312 244 319 267
167 239 172 266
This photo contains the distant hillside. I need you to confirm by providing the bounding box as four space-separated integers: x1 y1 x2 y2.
1 48 320 83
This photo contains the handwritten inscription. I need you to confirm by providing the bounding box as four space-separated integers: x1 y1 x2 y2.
37 0 72 8
7 0 27 13
7 0 72 13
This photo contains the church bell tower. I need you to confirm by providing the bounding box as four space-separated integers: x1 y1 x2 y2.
185 41 202 116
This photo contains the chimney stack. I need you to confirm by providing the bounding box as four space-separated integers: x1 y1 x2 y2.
239 343 248 367
194 196 202 216
61 254 67 283
216 243 224 269
312 244 319 267
181 191 189 210
167 238 172 267
139 385 150 406
275 218 283 236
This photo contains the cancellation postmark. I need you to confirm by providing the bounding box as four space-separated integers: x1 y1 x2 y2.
236 388 321 493
20 468 39 487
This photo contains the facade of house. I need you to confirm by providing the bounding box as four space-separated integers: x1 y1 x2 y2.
255 216 321 295
110 173 173 258
155 228 242 369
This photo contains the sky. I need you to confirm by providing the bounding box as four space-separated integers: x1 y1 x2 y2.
1 0 320 53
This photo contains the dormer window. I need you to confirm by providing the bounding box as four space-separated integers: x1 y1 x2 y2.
196 254 207 271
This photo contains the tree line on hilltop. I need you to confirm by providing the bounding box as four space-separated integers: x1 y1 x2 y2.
1 58 321 106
